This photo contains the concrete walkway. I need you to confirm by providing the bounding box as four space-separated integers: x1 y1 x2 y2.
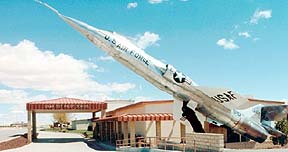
2 131 112 152
0 128 26 142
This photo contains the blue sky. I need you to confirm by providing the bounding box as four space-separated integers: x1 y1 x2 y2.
0 0 287 124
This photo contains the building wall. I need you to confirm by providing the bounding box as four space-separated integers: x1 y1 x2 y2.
72 119 91 130
143 102 173 113
131 101 206 138
115 106 146 115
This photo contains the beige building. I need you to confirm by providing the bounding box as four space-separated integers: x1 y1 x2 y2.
71 119 92 130
92 98 285 144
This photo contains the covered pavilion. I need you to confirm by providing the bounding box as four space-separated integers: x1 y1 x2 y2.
26 97 107 143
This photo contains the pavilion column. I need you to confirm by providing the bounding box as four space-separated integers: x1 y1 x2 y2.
129 121 136 147
122 122 129 145
180 123 186 143
32 111 37 139
101 109 106 118
27 111 32 143
92 112 96 118
156 121 161 141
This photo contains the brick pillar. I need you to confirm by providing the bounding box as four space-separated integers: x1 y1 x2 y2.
32 111 37 139
27 111 32 143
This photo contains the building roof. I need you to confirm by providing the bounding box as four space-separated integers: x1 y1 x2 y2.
107 100 173 116
26 97 107 113
248 98 285 104
94 113 173 122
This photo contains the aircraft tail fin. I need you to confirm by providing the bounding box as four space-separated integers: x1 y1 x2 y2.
260 105 288 138
237 104 288 123
261 105 288 122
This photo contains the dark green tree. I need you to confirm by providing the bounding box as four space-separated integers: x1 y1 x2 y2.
273 119 288 146
275 118 288 134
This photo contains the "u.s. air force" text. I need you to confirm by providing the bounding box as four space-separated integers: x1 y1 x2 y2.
104 34 150 66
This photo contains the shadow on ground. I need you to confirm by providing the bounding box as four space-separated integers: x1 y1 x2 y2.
9 134 23 137
84 139 116 151
34 138 84 143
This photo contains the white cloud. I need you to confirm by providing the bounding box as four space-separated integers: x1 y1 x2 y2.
250 9 272 24
98 55 115 62
217 38 239 50
253 37 260 41
0 89 48 104
135 32 160 49
127 2 138 9
0 40 135 96
0 89 51 124
238 32 251 38
148 0 167 4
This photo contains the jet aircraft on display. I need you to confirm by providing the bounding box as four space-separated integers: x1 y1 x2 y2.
36 1 288 145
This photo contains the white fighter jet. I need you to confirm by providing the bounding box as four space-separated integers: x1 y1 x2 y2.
36 1 288 145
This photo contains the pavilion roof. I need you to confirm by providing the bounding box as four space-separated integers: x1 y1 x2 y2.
26 97 107 113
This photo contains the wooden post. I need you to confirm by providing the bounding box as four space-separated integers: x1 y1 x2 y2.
99 122 103 141
27 111 32 143
180 123 186 143
118 121 122 140
129 121 136 147
104 122 107 141
109 122 112 143
122 122 128 146
32 111 37 139
115 121 119 140
156 121 161 140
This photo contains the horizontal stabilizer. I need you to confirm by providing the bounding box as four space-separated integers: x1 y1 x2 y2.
261 105 288 121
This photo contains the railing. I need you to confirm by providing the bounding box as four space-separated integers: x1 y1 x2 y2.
116 136 195 151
